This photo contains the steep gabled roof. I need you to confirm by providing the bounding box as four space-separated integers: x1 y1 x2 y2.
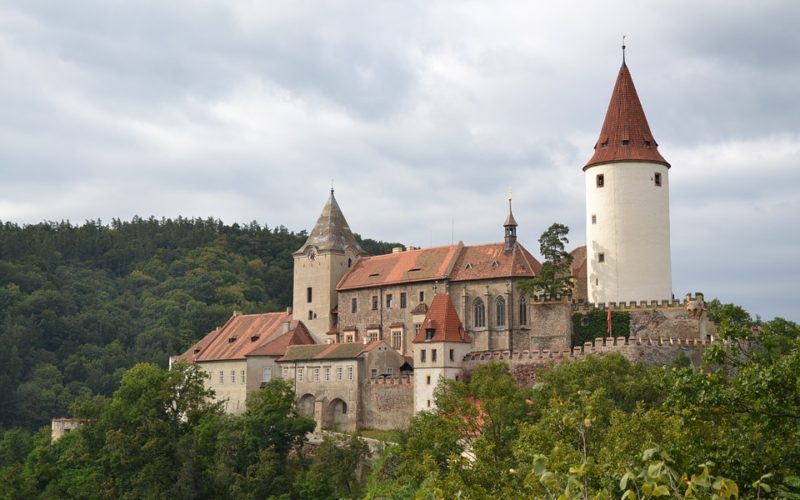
449 242 541 282
337 243 463 290
247 322 316 357
175 312 315 362
412 294 470 344
295 190 365 255
278 340 386 362
584 63 669 170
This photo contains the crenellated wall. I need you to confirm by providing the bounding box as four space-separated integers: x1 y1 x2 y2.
462 336 712 386
361 376 414 430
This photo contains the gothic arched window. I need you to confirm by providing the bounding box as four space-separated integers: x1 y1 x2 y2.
519 296 528 325
473 298 485 328
496 297 506 327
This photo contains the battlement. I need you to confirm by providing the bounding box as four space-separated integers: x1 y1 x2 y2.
463 335 718 363
572 292 705 313
365 375 413 386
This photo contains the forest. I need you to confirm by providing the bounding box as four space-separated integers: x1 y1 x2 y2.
0 218 398 431
1 219 799 498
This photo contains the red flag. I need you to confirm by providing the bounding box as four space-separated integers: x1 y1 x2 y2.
606 305 612 335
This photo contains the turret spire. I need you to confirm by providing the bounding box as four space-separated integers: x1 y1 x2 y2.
503 189 518 252
295 190 365 255
584 59 669 170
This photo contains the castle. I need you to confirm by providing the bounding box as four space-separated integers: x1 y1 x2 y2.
173 58 713 432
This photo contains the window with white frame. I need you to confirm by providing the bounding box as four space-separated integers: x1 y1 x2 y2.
282 366 288 378
337 366 343 381
241 370 245 384
323 366 330 381
347 365 354 381
367 329 379 342
297 368 304 382
313 367 320 382
231 370 236 384
262 367 272 383
391 328 403 350
219 371 224 384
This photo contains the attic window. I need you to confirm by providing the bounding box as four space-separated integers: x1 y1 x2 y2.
227 337 237 343
408 267 421 272
491 260 499 269
644 140 652 148
193 347 201 353
600 139 609 149
621 140 630 147
369 273 380 277
464 263 473 270
425 328 435 341
250 335 260 342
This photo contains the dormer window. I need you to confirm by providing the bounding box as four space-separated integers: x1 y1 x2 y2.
227 337 236 343
425 328 435 341
250 335 260 342
621 139 630 147
600 139 609 149
644 140 652 148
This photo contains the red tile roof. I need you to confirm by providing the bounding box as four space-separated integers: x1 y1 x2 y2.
278 340 386 362
337 243 463 290
247 322 315 357
584 63 669 170
449 243 541 281
175 312 315 362
413 294 470 343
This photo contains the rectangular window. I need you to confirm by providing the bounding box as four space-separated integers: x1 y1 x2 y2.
621 139 630 147
432 349 437 362
282 366 288 378
598 253 605 263
336 366 343 381
419 291 425 302
347 366 354 381
372 295 378 310
323 366 330 381
367 329 379 342
420 349 426 362
351 297 357 313
371 368 378 378
427 400 431 408
449 349 454 362
219 371 224 384
426 375 431 385
391 329 402 350
591 214 596 224
400 292 407 308
387 367 394 376
596 174 605 188
297 368 304 382
313 368 320 382
386 294 393 308
231 370 236 384
345 333 354 343
414 324 420 337
307 287 312 303
241 370 245 384
654 172 662 186
262 367 272 383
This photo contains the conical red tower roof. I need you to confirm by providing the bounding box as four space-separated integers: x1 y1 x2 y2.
584 63 669 170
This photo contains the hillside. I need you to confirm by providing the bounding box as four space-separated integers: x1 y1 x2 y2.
0 217 400 430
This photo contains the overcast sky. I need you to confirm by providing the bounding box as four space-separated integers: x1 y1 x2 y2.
1 1 798 321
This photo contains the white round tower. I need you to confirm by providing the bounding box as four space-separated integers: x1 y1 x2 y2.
584 60 672 304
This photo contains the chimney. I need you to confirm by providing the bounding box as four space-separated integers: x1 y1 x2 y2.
286 306 292 315
283 320 292 333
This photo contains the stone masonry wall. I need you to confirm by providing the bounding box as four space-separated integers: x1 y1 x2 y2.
528 302 572 351
462 336 710 386
361 376 414 430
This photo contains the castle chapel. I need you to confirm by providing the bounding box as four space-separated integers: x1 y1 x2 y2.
175 58 709 431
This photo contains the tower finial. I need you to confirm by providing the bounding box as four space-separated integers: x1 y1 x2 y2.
330 177 335 195
621 35 626 64
507 187 513 210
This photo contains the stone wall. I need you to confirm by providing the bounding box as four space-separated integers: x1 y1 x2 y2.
462 336 710 386
529 301 572 351
361 376 414 430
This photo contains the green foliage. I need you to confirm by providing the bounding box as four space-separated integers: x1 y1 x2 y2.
572 309 631 346
518 223 574 299
295 433 371 499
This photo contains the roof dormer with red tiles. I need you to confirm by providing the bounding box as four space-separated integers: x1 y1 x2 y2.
413 294 470 344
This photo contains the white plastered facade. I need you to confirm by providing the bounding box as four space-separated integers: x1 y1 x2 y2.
585 161 672 304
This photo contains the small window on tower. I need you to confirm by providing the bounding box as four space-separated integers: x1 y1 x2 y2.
419 291 425 303
596 174 605 188
307 287 312 303
644 140 652 148
601 139 609 149
654 172 662 186
591 214 597 224
598 253 605 263
622 139 630 147
371 295 378 310
351 297 357 313
308 310 313 320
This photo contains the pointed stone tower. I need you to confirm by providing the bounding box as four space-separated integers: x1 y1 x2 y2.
293 190 367 342
584 60 672 304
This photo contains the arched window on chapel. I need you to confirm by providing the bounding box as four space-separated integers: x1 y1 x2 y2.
496 297 506 327
473 298 485 328
519 296 528 325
